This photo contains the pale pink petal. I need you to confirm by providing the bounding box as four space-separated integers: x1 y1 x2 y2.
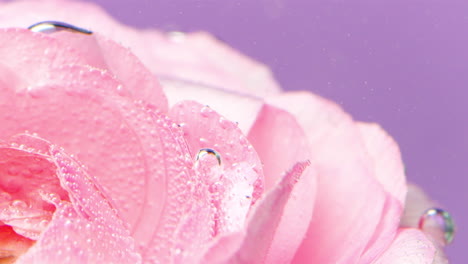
266 92 386 263
1 135 141 264
356 122 407 262
145 31 281 97
357 122 407 204
0 0 281 97
247 105 317 263
400 184 450 264
359 196 402 263
401 184 440 228
201 162 312 264
169 101 264 225
373 228 435 264
161 77 264 134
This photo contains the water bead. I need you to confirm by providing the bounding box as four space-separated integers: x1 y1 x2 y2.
28 21 92 35
418 208 455 245
196 148 222 166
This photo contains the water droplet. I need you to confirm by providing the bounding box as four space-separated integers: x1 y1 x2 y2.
196 148 222 166
418 208 455 245
11 200 28 209
200 106 213 118
28 21 92 35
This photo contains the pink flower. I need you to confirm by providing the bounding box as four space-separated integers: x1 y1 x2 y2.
0 0 452 263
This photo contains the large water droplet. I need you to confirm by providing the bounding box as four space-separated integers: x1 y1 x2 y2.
418 208 455 245
28 21 92 35
196 148 222 166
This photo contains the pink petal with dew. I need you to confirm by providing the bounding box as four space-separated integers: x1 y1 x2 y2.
0 143 66 241
356 122 407 262
0 59 208 262
247 104 317 263
267 92 386 263
0 28 166 111
2 134 141 264
0 28 87 90
169 101 264 226
161 77 264 134
0 0 281 98
49 31 167 110
201 162 312 264
0 64 156 236
373 228 435 264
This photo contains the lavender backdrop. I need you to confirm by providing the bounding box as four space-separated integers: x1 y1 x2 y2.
87 0 466 261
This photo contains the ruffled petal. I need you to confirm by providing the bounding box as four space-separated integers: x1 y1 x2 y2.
373 228 435 264
201 162 312 264
356 122 407 262
357 123 406 204
247 104 317 263
266 91 386 263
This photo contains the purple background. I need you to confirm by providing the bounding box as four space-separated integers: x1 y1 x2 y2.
86 0 466 261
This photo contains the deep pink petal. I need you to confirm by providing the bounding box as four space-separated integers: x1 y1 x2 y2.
266 92 386 263
1 135 141 264
247 104 317 263
373 228 435 264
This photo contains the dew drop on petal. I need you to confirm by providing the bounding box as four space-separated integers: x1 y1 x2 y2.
195 148 222 166
28 21 93 35
418 208 455 246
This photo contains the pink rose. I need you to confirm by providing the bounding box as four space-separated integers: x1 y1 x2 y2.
0 0 453 263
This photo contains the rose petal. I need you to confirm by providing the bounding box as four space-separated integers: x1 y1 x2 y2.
0 28 87 90
161 77 264 134
247 104 317 263
356 122 407 262
201 162 311 264
0 0 281 97
400 184 450 264
50 31 168 110
0 28 166 111
169 101 264 227
266 91 386 263
373 228 435 264
357 122 407 204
